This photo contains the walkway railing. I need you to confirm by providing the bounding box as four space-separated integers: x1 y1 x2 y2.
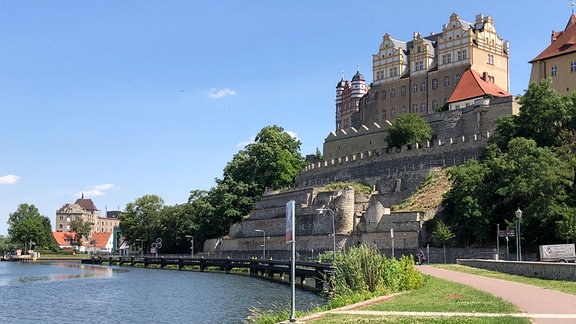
82 255 332 291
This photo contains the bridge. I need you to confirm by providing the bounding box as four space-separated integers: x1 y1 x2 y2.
82 256 333 292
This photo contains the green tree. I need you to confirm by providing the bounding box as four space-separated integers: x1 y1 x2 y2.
70 219 93 248
432 220 455 264
8 204 56 251
119 195 165 248
387 113 432 148
495 78 576 148
193 125 306 247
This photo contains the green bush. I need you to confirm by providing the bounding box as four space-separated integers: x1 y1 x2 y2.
328 245 424 299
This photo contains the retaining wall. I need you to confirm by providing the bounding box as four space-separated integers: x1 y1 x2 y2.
458 259 576 281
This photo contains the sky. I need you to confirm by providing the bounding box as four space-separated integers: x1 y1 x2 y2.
1 1 574 235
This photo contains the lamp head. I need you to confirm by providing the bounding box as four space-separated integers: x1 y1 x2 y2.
515 208 522 219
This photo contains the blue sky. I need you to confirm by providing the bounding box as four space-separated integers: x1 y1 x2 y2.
0 1 573 235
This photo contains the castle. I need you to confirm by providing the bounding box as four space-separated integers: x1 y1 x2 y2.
202 12 518 259
45 10 576 260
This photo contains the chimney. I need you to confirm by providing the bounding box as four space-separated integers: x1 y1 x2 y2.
482 72 488 81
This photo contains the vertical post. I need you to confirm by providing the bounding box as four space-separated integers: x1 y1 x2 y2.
286 200 296 323
515 208 522 262
390 228 395 258
496 224 500 259
255 230 266 260
186 235 194 257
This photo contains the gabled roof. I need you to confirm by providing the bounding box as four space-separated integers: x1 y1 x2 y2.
448 69 510 103
53 232 76 247
530 13 576 62
74 198 98 211
90 232 112 248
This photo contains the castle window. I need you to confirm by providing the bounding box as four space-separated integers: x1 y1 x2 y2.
412 104 418 112
444 97 449 104
391 107 396 117
447 53 452 63
444 76 450 87
432 78 438 90
571 61 576 72
487 54 494 65
421 102 426 112
382 91 386 99
417 45 422 53
401 105 406 113
391 88 396 98
393 67 398 76
441 54 446 65
382 110 386 120
413 83 418 93
401 86 406 96
420 81 426 91
432 99 438 110
457 51 462 61
419 60 424 70
462 49 468 60
455 73 461 84
551 65 557 76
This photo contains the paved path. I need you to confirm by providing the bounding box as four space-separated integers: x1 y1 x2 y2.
418 266 576 324
282 266 576 323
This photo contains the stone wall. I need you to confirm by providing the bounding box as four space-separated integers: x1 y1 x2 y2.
458 259 576 281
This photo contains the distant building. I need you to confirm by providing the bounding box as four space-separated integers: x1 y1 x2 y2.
529 10 576 94
336 13 510 131
54 194 120 252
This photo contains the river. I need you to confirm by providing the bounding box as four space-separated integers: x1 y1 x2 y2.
0 261 326 323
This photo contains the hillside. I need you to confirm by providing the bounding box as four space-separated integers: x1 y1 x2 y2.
391 168 452 213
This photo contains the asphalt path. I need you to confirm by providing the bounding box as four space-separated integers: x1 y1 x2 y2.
418 265 576 324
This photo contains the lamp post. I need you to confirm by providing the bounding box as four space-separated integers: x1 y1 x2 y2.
515 208 522 261
316 208 336 262
255 229 266 260
135 239 144 257
185 235 194 257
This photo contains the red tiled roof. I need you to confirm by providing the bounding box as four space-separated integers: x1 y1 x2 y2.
530 13 576 62
90 232 112 248
448 69 510 103
53 232 76 247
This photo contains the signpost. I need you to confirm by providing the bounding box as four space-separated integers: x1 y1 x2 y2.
286 200 296 322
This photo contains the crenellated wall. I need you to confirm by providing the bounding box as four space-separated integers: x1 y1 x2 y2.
202 99 519 259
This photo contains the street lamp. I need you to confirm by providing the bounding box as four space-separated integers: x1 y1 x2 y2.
255 229 266 260
515 208 522 261
317 208 336 262
135 239 144 257
185 235 194 257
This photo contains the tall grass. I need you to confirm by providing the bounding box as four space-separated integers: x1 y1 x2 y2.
328 245 424 300
248 245 424 323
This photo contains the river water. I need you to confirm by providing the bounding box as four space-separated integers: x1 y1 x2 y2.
0 261 325 323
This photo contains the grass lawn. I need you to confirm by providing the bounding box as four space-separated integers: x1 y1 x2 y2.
311 314 528 324
434 264 576 295
306 275 530 324
361 276 519 313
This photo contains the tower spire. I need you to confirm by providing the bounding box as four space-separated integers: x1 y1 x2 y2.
341 70 344 80
356 63 360 72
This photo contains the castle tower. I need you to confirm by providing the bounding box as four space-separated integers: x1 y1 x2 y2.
334 68 367 131
335 73 346 130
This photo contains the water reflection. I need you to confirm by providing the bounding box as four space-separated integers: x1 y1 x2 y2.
6 262 114 285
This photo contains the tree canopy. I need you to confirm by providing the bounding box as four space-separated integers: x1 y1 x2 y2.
7 204 58 251
387 113 432 148
438 79 576 247
118 125 307 253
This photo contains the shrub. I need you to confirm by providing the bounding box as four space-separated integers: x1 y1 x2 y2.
327 245 424 299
